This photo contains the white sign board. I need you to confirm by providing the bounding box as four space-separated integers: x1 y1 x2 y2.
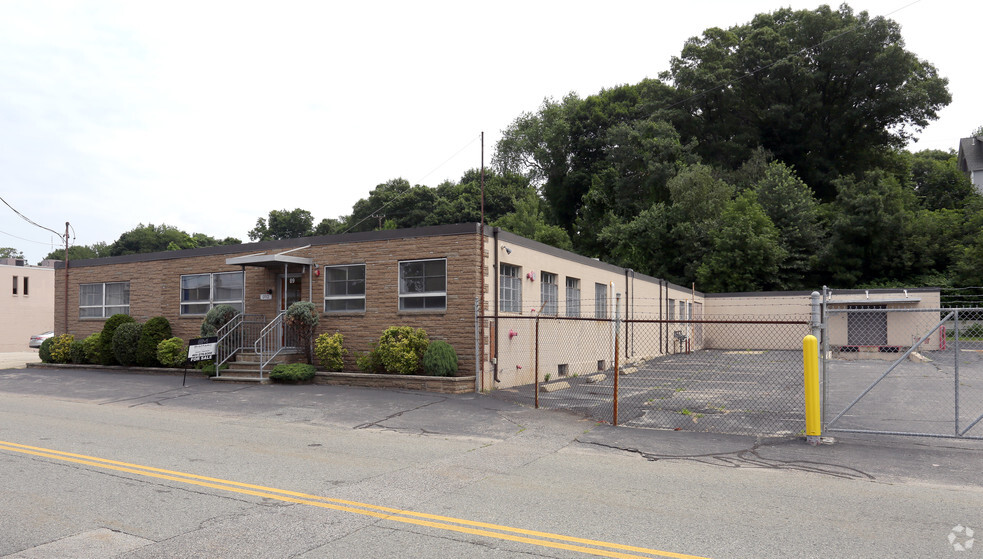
188 337 218 362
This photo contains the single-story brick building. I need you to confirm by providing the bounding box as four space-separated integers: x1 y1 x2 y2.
53 223 702 389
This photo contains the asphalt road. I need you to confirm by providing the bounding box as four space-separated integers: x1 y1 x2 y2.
0 366 981 558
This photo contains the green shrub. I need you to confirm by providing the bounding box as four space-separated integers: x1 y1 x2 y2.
376 326 429 375
82 333 101 364
286 301 320 364
422 340 458 377
69 340 87 364
157 337 186 368
99 314 135 365
196 361 226 377
137 316 172 367
38 337 54 363
269 363 317 382
314 332 347 371
50 334 75 364
112 322 143 366
200 304 239 337
355 345 384 374
963 323 983 338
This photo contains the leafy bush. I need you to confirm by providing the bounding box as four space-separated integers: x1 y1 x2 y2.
157 337 186 368
137 316 172 367
38 337 54 363
50 334 75 364
286 301 320 364
82 333 101 364
69 340 87 364
376 326 429 375
112 322 143 366
99 314 135 365
355 344 384 374
963 323 983 338
423 340 458 377
200 304 238 337
269 363 317 382
314 332 347 371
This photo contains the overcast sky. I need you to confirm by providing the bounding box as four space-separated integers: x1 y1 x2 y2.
1 0 979 265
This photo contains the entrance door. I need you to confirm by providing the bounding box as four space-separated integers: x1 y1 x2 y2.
278 274 303 311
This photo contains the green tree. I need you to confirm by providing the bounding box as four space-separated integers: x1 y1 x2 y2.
345 179 437 232
248 209 315 241
696 192 786 292
664 4 951 200
0 247 23 259
751 161 823 289
110 224 199 256
44 242 109 261
906 150 976 210
823 170 915 286
492 189 573 250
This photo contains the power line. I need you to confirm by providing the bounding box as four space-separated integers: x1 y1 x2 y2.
342 134 481 234
0 194 64 239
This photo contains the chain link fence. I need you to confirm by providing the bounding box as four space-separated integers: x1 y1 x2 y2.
824 307 983 439
489 313 811 436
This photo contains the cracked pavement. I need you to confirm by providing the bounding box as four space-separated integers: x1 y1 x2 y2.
1 366 981 558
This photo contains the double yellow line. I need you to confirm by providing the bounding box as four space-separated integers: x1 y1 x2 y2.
0 440 709 559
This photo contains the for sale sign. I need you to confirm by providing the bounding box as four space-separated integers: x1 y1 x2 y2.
188 337 218 362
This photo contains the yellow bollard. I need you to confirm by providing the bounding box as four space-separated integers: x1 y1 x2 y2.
803 335 821 445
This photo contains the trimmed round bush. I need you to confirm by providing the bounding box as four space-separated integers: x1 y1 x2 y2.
50 334 75 364
269 363 317 383
82 333 102 364
376 326 429 375
200 304 238 337
99 314 135 365
314 332 347 371
422 340 458 377
137 316 172 367
69 340 87 364
38 337 54 363
156 337 186 368
112 322 143 366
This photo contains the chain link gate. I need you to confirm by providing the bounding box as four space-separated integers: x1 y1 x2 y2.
822 305 983 439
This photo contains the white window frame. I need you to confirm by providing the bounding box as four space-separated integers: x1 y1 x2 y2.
595 283 608 319
80 281 130 318
500 264 522 313
324 264 366 313
565 277 580 318
398 258 446 311
540 272 558 315
180 271 244 316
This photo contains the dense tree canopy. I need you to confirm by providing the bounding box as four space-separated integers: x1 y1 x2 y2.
62 4 982 292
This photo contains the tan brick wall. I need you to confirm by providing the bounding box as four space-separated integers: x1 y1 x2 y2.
55 232 482 375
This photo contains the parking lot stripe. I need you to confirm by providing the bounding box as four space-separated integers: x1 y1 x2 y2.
0 439 709 559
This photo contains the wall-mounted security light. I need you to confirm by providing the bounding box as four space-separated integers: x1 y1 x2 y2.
501 244 512 255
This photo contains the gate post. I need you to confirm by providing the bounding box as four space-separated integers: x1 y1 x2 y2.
803 335 821 445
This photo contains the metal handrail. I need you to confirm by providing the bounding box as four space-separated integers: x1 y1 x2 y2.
215 313 266 377
253 311 301 377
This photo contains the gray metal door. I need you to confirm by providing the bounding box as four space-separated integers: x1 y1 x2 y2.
846 305 887 346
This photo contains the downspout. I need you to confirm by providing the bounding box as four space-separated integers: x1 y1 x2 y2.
659 279 664 355
624 269 630 359
493 227 500 384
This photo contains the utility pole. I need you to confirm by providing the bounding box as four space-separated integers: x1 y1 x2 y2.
63 222 70 334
